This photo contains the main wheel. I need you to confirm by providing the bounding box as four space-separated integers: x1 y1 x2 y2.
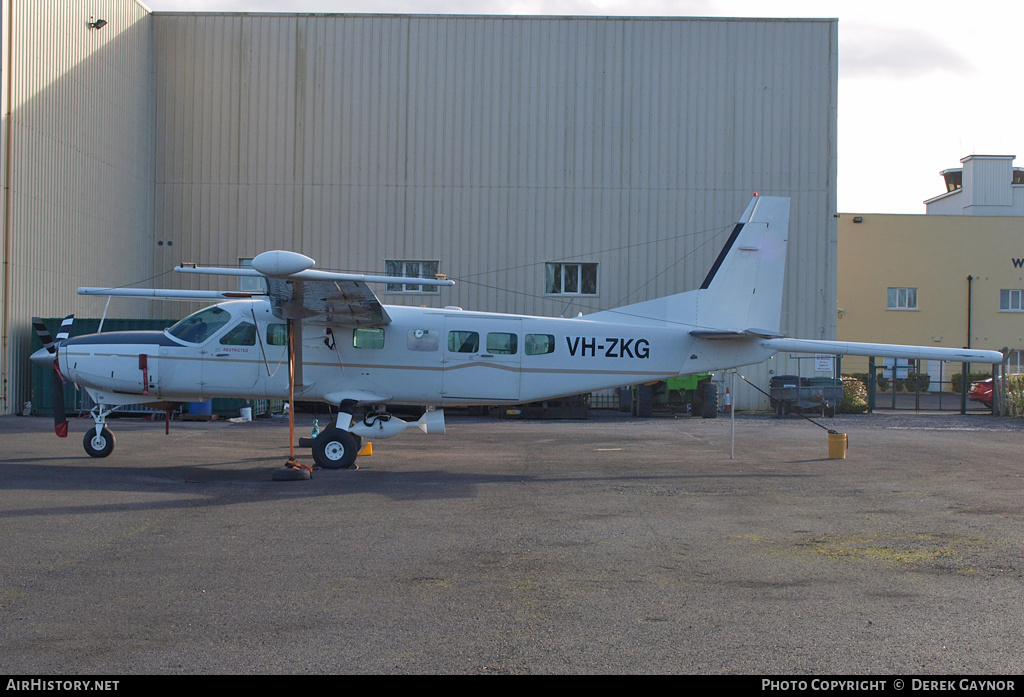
83 427 115 458
312 428 358 469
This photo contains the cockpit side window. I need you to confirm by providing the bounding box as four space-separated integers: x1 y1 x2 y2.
167 306 232 344
220 321 256 346
266 324 288 346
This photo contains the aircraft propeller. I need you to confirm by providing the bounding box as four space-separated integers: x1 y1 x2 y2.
30 315 74 438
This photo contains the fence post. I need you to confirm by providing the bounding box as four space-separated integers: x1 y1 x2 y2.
867 357 876 413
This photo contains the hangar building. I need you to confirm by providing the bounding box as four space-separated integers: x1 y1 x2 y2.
0 1 838 413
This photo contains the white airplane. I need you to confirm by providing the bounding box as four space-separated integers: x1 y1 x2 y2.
31 195 1003 471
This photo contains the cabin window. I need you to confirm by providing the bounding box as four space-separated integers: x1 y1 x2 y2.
525 334 555 355
448 331 479 353
220 321 256 346
353 327 385 349
1000 289 1024 312
486 332 518 355
266 324 288 346
385 260 440 293
167 306 232 344
407 329 440 351
546 262 597 295
886 287 917 310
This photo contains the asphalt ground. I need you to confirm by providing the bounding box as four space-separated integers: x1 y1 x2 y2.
1 410 1022 675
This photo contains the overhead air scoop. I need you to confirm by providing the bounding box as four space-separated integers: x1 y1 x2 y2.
251 250 315 277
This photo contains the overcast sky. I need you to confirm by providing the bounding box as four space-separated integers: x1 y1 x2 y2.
145 0 1023 214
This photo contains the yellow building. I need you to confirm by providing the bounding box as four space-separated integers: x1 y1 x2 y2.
839 155 1024 394
837 213 1024 381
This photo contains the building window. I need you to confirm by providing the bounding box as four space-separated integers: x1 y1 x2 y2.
887 287 917 310
385 260 440 293
238 258 267 293
546 263 597 295
1000 289 1024 312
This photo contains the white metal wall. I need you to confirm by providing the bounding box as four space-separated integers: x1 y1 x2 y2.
0 0 155 413
152 13 838 409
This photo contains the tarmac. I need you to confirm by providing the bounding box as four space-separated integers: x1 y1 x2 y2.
1 409 1023 675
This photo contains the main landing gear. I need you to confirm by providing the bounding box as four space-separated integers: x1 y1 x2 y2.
311 399 362 470
307 401 446 470
312 428 362 470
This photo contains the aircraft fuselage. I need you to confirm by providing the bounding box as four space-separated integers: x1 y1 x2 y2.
57 298 773 407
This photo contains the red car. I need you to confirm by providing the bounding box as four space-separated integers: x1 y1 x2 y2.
968 378 993 408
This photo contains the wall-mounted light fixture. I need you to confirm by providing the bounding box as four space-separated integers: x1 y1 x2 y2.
88 18 108 30
852 216 864 223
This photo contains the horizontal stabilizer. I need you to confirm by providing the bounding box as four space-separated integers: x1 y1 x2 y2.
761 338 1004 364
691 327 785 340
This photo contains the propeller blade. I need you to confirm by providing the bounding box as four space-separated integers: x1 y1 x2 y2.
34 316 73 437
55 314 74 344
32 317 56 354
51 361 68 438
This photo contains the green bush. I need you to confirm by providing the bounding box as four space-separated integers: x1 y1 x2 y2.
951 371 993 394
839 377 869 414
1006 374 1024 417
899 372 930 392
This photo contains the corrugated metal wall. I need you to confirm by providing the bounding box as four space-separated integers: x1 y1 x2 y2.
1 0 154 413
1 10 836 413
152 13 837 409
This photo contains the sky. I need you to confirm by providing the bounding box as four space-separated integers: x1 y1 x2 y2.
144 0 1023 214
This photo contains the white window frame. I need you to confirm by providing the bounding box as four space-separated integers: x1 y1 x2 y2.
385 260 440 293
886 287 917 310
238 258 267 293
1000 289 1024 312
545 262 598 296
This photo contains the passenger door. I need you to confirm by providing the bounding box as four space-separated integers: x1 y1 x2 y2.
442 317 521 402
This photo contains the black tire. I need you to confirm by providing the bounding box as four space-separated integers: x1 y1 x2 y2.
312 428 358 469
700 383 718 418
633 384 653 418
83 427 115 458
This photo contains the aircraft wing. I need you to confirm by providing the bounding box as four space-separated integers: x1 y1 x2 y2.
760 338 1004 364
175 250 455 327
78 288 263 301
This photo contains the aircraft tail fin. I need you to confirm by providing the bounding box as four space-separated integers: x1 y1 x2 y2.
695 195 790 333
591 195 790 333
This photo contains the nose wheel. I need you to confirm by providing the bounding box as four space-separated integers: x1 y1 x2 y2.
83 405 116 458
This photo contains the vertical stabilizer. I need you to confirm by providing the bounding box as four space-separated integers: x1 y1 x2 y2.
695 196 790 334
590 195 790 333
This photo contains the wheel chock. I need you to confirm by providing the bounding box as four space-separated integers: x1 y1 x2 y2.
272 458 312 481
358 441 373 456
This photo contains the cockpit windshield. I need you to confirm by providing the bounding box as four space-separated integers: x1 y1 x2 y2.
166 306 232 344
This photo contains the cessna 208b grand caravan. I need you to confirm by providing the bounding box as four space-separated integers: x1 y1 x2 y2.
31 196 1002 469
